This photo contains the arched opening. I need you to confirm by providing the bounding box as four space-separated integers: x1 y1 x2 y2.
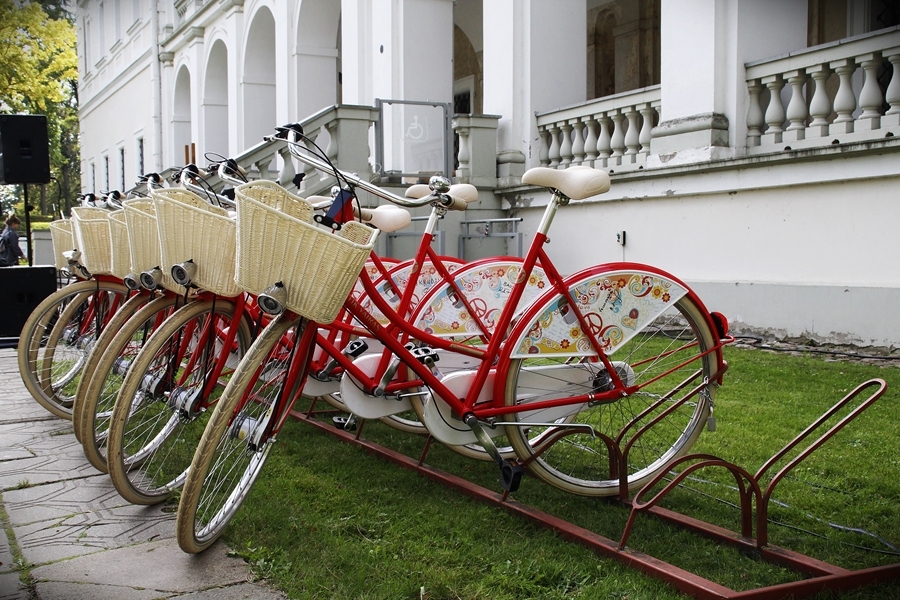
453 24 482 114
295 0 341 119
203 40 229 159
173 65 192 164
588 0 659 100
593 10 616 98
243 7 277 148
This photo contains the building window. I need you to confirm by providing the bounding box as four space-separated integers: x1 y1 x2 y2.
137 137 144 176
98 3 106 55
104 155 109 192
119 147 126 191
90 162 96 192
589 0 660 100
83 18 91 67
114 1 121 42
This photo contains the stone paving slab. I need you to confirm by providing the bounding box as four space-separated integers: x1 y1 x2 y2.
33 581 162 600
33 580 289 600
171 582 288 599
0 527 14 575
0 450 33 463
0 454 96 491
31 538 249 594
4 475 140 527
0 572 28 600
0 421 68 444
10 493 175 565
0 348 288 599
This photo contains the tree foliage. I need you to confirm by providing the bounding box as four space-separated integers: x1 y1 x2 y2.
0 0 79 216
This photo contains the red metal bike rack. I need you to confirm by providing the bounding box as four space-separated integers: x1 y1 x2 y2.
291 378 898 599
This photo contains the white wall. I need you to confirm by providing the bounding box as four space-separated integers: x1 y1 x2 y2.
80 63 154 193
483 0 586 156
507 150 900 345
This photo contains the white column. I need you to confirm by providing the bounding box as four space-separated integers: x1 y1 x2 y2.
650 0 807 163
650 0 727 158
482 0 586 168
223 6 243 158
187 36 204 162
294 0 341 120
342 0 452 105
274 1 290 129
340 0 373 105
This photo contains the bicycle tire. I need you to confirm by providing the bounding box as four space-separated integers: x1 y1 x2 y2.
107 298 251 505
177 314 309 553
75 294 180 472
502 288 717 497
73 292 154 444
18 280 129 419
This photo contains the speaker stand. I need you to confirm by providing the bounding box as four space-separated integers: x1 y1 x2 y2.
23 183 32 266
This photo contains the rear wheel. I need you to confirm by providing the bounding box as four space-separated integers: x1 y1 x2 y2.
177 314 309 553
106 298 251 505
503 294 717 496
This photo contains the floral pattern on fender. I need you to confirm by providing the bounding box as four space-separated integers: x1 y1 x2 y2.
511 272 687 358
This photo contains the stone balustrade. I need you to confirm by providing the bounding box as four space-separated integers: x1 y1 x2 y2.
290 104 379 196
746 26 900 151
535 86 660 172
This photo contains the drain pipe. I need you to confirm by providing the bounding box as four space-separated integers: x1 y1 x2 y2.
150 0 163 171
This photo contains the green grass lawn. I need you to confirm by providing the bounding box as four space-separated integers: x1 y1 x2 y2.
223 342 900 599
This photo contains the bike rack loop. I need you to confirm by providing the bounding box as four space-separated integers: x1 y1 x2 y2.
291 378 898 600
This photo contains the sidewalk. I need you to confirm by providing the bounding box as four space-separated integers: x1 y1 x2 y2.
0 349 287 600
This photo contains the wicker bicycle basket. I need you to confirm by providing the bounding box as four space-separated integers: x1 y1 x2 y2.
71 207 113 275
106 210 133 281
49 219 74 271
122 198 179 292
151 188 241 297
234 180 378 323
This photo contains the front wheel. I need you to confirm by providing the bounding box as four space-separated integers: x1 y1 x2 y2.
177 314 310 553
503 293 717 497
106 298 251 505
75 294 180 472
18 280 128 419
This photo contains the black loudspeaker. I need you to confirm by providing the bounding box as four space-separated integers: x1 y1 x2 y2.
0 266 56 339
0 114 51 185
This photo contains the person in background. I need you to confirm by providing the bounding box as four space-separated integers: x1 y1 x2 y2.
0 215 25 267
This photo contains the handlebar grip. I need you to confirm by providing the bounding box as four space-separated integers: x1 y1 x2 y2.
440 195 469 211
306 195 333 207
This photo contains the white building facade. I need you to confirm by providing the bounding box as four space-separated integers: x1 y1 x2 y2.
77 0 900 346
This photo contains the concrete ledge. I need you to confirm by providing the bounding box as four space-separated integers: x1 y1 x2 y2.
689 281 900 347
650 112 730 155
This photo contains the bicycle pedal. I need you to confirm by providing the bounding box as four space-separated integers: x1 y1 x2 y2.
410 346 440 364
500 460 524 493
332 416 357 431
344 339 368 358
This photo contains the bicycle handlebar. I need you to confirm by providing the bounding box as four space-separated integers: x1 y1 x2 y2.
265 134 474 211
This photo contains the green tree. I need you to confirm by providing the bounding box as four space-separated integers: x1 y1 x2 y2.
0 0 79 218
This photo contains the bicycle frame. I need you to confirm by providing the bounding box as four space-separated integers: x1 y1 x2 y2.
263 189 729 448
308 207 502 391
